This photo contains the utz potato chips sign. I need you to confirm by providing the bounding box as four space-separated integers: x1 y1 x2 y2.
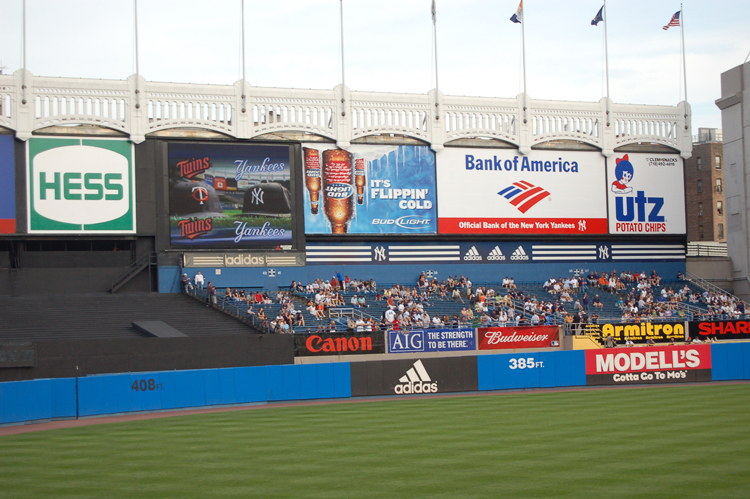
27 138 135 233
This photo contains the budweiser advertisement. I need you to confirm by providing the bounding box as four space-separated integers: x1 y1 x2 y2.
689 319 750 341
168 142 295 248
435 148 607 235
478 326 559 350
585 344 712 385
598 322 686 344
302 144 437 234
607 153 685 235
294 331 385 357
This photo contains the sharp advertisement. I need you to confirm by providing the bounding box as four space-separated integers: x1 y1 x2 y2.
0 135 14 233
168 142 300 249
27 138 135 233
607 153 685 234
302 144 437 234
688 319 750 341
435 148 607 235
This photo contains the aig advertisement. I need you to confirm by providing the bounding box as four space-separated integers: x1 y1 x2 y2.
302 144 437 234
27 138 135 233
169 142 294 248
435 148 607 235
585 344 712 385
0 135 14 233
607 153 685 234
388 329 476 354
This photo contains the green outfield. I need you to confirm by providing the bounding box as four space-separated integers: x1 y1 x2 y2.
2 383 749 498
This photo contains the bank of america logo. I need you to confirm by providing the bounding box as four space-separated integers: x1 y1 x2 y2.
488 246 506 261
394 360 438 394
510 245 529 261
463 246 482 261
498 181 551 213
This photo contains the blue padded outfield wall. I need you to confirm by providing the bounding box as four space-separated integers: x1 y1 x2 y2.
2 344 750 425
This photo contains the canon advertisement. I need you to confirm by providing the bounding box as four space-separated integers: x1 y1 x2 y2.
387 329 476 354
597 322 686 344
435 148 607 235
294 331 386 357
477 326 559 350
688 319 750 340
607 153 685 234
585 344 712 385
168 142 295 248
0 135 14 234
302 144 437 234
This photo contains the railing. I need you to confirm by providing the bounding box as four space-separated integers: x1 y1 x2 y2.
687 243 728 257
0 70 692 157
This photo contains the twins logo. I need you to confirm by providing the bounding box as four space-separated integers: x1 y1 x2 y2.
497 181 550 213
611 155 634 194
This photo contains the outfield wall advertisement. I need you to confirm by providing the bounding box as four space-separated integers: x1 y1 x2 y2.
688 319 750 340
585 344 712 385
350 356 478 396
0 135 15 233
294 331 386 357
435 148 607 235
27 138 135 233
477 326 559 350
302 144 437 235
606 153 685 234
387 329 476 354
596 322 686 344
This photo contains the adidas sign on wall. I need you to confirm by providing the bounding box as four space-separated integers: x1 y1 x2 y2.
350 357 479 397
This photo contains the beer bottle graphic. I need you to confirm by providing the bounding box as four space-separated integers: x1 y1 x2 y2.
322 149 354 234
354 157 366 205
303 147 322 215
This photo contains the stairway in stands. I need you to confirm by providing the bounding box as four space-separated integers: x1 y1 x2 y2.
0 293 259 342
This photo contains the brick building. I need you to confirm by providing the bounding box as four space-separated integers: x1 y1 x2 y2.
684 128 725 242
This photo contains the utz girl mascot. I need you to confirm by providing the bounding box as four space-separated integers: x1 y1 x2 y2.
611 155 634 194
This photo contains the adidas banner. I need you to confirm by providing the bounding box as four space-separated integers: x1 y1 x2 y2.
388 329 476 354
295 331 386 357
477 326 560 350
435 148 607 235
350 356 479 396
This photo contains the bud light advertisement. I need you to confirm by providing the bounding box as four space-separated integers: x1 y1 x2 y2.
301 144 437 235
168 142 294 248
607 153 685 234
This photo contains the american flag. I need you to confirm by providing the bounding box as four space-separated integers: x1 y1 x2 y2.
663 11 680 30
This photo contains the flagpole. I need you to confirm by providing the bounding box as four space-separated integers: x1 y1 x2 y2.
241 0 246 113
134 0 140 109
603 0 610 126
340 0 345 91
22 0 26 105
432 0 440 120
520 7 527 123
680 3 689 129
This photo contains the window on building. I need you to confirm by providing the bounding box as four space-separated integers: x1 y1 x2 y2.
699 225 704 240
717 201 723 215
698 202 703 216
716 178 722 192
718 224 724 240
715 156 721 169
697 157 702 170
698 180 702 193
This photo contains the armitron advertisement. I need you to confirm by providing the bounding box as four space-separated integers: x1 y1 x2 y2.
688 319 750 340
585 344 712 385
607 153 685 234
598 322 686 344
294 331 386 357
0 135 15 233
477 326 559 350
302 144 437 234
435 148 607 235
168 142 294 248
27 138 135 233
387 329 475 354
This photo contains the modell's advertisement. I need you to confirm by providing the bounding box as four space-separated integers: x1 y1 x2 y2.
435 148 607 235
301 144 437 234
168 142 293 247
607 153 685 234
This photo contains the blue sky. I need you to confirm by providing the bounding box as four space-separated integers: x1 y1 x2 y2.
1 0 747 131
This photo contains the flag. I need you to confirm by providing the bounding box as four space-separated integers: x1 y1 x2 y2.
591 6 603 26
431 0 436 24
510 1 522 24
663 11 680 30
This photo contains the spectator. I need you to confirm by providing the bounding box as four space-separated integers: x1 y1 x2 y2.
193 271 204 289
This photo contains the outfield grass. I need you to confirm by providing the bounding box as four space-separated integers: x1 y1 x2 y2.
2 383 749 498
